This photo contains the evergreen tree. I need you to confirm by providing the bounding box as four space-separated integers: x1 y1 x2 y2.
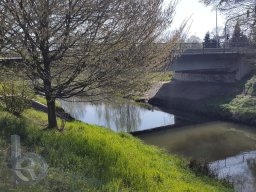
231 21 242 43
204 32 219 48
251 26 256 46
231 20 249 47
204 32 211 48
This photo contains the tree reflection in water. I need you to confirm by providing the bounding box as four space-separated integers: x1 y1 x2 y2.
61 99 142 132
99 102 142 132
60 98 88 120
61 98 174 132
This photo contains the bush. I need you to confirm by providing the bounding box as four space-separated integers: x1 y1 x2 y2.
244 75 256 96
189 159 215 177
0 80 35 115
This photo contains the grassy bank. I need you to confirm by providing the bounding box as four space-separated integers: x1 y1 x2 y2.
193 75 256 125
35 95 61 108
153 75 256 126
0 107 232 191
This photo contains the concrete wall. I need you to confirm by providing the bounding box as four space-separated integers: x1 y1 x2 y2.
171 53 252 82
236 58 252 80
171 53 240 72
173 72 236 83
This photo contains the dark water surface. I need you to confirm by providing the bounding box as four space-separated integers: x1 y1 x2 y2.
139 121 256 161
139 121 256 192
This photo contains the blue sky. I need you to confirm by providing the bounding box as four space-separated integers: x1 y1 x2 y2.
164 0 226 40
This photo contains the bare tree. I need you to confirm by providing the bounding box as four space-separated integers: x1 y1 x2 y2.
1 0 186 129
201 0 256 31
0 12 5 53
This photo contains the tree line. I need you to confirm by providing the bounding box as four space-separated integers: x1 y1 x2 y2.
203 20 250 48
201 0 256 47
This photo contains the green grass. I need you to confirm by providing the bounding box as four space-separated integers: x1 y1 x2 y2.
0 108 232 191
214 75 256 125
223 95 256 113
178 75 256 125
35 95 61 108
221 95 256 124
148 71 173 83
244 75 256 96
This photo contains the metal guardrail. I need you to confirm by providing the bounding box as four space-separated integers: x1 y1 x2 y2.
173 42 255 55
1 42 255 61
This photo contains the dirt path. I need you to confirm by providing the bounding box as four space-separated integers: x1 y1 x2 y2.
32 100 73 121
144 81 169 99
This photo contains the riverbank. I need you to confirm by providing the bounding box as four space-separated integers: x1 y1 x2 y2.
0 105 232 191
148 74 256 127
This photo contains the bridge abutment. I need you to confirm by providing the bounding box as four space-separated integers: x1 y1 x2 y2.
171 52 253 83
173 71 236 83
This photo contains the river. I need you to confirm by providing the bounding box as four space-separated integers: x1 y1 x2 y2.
61 99 256 192
61 99 178 132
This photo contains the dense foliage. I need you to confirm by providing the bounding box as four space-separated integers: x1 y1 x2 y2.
0 80 34 115
203 32 219 48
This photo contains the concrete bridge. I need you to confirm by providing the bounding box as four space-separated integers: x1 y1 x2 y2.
1 43 255 83
171 43 255 83
147 43 255 115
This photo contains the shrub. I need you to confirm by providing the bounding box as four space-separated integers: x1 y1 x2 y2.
244 75 256 96
189 159 216 177
0 80 35 116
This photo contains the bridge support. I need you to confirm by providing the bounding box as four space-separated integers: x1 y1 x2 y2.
171 53 252 83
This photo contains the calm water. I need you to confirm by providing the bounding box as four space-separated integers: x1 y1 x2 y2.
61 99 175 132
139 121 256 192
139 121 256 161
209 151 256 192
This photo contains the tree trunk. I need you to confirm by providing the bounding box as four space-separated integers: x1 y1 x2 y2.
46 97 57 129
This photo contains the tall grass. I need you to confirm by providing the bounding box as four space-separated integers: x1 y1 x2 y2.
0 109 233 191
35 95 61 108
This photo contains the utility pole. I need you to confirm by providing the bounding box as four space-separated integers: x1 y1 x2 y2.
0 11 3 53
216 6 219 47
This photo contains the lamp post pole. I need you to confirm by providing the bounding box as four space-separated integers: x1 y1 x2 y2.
216 6 219 47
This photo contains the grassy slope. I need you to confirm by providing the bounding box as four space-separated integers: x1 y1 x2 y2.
0 107 232 191
148 71 173 83
221 95 256 124
35 95 61 108
197 75 256 125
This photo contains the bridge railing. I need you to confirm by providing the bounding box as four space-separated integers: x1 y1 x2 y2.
172 42 255 55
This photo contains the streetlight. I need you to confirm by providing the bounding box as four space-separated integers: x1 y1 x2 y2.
216 6 218 47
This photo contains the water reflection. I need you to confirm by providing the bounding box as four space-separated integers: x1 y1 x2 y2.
139 122 256 161
139 122 256 191
61 99 175 132
93 102 142 132
209 151 256 192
